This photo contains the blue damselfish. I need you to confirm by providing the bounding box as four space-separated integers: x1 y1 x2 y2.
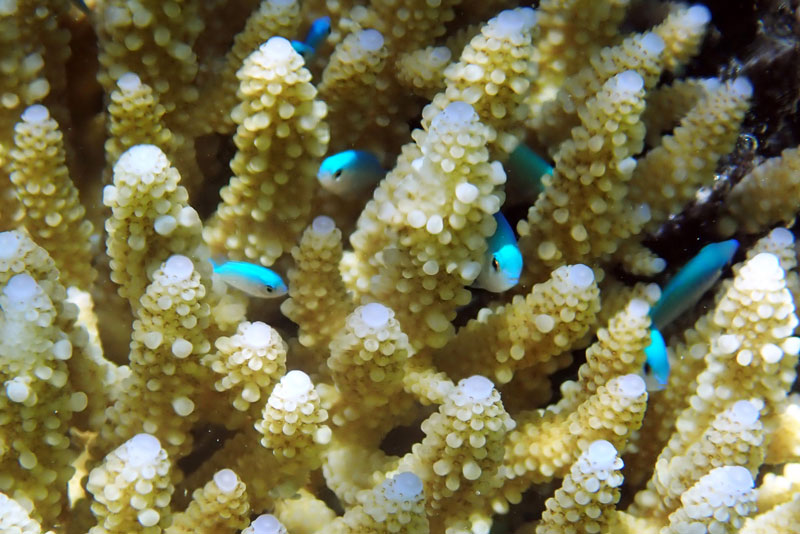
210 259 287 299
643 327 669 387
473 213 523 293
649 239 739 330
291 41 314 59
641 239 739 387
291 16 332 59
72 0 89 13
504 143 553 206
305 16 332 50
317 150 385 195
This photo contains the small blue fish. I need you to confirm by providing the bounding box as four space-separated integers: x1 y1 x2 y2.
291 41 314 59
473 213 523 292
507 143 553 188
643 327 669 388
317 150 385 195
72 0 90 13
305 16 332 51
649 239 739 330
504 143 553 206
210 259 287 299
291 16 331 60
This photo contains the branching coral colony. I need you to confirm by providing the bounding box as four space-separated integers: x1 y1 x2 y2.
1 0 800 533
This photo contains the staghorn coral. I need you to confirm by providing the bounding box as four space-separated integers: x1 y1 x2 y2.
1 1 800 533
203 36 329 267
9 104 95 289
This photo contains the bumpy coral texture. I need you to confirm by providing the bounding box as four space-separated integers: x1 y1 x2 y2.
2 2 800 534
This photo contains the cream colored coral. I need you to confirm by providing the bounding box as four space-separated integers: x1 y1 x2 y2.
766 393 800 464
9 104 95 289
723 145 800 234
534 4 711 152
104 73 176 177
594 279 661 327
628 78 752 233
102 255 212 459
95 0 202 127
322 472 429 534
396 46 452 99
628 229 797 487
253 370 331 500
536 440 624 534
421 7 538 156
533 31 666 152
203 321 286 416
327 303 414 440
756 463 800 512
204 37 328 267
165 469 249 534
0 1 50 144
554 295 654 412
87 433 173 534
741 494 800 534
640 400 764 518
322 440 398 507
280 216 354 352
349 102 505 350
104 72 203 194
274 489 337 534
396 376 514 533
0 273 86 526
653 4 712 73
435 263 600 385
346 0 458 52
318 28 391 154
518 71 647 283
501 374 647 505
613 240 668 276
527 0 630 109
199 0 301 134
641 78 713 146
103 144 208 308
402 351 457 406
243 515 288 534
0 492 54 534
624 312 716 486
0 1 50 230
174 371 330 511
662 466 756 534
608 511 661 534
665 253 799 458
0 230 110 432
737 228 800 306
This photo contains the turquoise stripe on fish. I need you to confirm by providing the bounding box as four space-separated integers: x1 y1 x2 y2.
649 239 739 330
210 259 287 299
473 213 523 293
317 150 385 195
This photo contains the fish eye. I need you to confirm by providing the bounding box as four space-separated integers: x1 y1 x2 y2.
334 169 343 179
491 257 499 271
265 286 273 293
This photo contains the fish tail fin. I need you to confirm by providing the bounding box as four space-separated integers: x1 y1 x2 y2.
643 327 669 387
